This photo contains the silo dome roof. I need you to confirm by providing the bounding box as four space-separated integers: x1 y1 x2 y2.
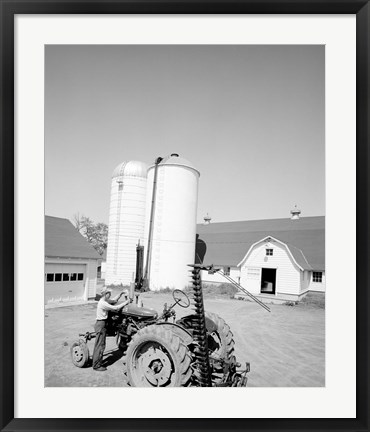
112 160 148 179
149 154 200 175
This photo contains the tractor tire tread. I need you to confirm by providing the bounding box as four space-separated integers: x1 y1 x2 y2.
122 324 191 387
204 311 235 360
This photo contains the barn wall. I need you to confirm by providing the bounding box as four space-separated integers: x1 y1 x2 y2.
240 241 301 296
301 270 310 292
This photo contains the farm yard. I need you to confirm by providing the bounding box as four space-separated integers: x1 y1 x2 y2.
44 291 325 388
43 46 326 391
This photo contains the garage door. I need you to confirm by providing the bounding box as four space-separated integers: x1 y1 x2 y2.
45 263 86 304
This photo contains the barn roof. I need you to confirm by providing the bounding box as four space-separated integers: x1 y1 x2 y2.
196 216 325 271
45 216 101 260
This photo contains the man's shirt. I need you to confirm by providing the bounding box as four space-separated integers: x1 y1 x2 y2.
96 298 124 320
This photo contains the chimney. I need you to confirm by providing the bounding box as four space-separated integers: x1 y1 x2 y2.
290 205 301 220
203 213 212 225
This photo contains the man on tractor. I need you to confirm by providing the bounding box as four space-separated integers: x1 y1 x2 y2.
92 287 130 372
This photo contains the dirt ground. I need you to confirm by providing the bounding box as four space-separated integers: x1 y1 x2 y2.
44 292 325 387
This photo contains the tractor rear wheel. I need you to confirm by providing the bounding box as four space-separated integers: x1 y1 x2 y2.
205 311 235 361
177 312 235 361
122 325 192 387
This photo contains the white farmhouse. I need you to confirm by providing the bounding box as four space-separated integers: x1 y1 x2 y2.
45 216 101 304
196 216 325 302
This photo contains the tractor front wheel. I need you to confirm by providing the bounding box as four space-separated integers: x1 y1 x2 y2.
122 325 192 387
70 340 90 368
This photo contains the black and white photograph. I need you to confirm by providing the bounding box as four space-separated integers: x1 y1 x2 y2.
44 44 325 388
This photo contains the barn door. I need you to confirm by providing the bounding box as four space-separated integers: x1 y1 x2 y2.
260 268 276 294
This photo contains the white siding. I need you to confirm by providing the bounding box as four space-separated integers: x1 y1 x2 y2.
45 258 99 303
144 162 199 291
240 240 301 296
301 270 311 293
240 267 261 294
307 271 326 292
86 259 99 299
201 267 240 284
101 261 106 279
106 175 147 286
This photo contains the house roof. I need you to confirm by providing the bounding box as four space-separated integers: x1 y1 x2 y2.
195 216 325 271
45 216 101 260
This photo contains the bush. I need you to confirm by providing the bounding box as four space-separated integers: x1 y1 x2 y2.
300 292 325 308
151 287 174 294
199 283 238 299
219 283 238 297
144 283 239 299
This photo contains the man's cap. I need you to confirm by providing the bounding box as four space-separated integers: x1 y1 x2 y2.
101 286 112 295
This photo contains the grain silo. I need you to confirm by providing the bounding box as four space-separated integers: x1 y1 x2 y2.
143 154 200 290
105 161 147 286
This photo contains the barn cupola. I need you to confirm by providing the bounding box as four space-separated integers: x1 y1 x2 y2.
290 205 301 220
203 213 212 225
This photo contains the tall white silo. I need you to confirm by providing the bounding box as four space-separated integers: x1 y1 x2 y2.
105 161 147 286
143 154 200 290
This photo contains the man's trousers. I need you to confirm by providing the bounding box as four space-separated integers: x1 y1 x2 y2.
92 320 106 369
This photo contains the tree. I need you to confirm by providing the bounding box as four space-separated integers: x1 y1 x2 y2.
72 213 108 256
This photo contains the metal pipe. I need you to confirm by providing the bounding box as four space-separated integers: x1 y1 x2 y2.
218 270 271 312
135 242 144 290
143 157 162 289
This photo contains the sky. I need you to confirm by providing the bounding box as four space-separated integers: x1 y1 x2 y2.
45 45 325 225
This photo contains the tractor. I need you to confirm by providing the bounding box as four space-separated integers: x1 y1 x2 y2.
70 262 272 387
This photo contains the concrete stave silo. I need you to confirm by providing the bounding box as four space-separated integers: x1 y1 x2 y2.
105 160 147 286
144 154 200 290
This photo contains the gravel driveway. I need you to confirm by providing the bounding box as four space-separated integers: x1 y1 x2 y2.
44 292 325 387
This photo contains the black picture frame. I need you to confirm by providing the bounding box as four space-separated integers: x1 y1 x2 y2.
1 1 368 431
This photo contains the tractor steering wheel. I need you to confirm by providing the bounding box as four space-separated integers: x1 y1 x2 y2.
172 289 190 308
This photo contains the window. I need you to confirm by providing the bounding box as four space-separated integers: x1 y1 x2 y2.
224 266 231 276
118 182 123 191
313 272 323 283
45 272 83 282
266 249 273 256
